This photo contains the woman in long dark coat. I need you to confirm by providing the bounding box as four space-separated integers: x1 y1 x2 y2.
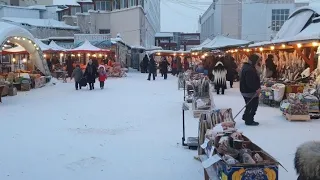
224 55 238 88
160 57 170 80
84 59 98 90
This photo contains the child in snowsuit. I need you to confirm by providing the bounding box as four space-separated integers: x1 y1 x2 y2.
98 66 107 89
71 65 83 90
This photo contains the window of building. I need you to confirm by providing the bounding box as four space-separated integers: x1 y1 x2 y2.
129 0 135 7
82 3 94 12
95 0 111 11
113 0 120 9
71 6 81 15
99 29 110 34
271 9 290 31
120 0 128 8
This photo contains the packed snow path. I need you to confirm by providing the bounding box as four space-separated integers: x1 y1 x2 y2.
1 72 320 180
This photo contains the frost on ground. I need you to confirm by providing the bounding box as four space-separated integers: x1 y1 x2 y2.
0 72 319 180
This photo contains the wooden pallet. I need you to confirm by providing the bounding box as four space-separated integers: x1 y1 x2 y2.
285 114 311 121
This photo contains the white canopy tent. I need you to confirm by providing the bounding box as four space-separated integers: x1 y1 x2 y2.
49 40 66 51
0 22 50 75
68 40 104 52
190 38 212 51
201 35 252 50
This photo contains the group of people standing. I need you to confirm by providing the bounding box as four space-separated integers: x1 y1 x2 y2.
141 54 191 81
71 59 107 90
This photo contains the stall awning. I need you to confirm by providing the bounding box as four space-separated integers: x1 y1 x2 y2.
3 46 27 54
49 40 66 51
190 38 212 51
68 40 107 52
201 35 252 50
34 38 52 52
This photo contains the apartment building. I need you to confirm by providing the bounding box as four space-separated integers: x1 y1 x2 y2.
199 0 306 42
155 32 200 50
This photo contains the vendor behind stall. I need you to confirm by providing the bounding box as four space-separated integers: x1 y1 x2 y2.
265 54 277 78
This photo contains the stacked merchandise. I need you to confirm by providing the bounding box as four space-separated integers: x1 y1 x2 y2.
280 93 310 121
200 118 279 179
190 77 211 118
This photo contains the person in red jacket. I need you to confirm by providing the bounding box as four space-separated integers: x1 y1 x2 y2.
98 66 107 89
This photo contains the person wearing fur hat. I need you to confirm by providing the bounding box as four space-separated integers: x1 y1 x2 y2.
240 54 262 126
294 141 320 180
212 61 227 95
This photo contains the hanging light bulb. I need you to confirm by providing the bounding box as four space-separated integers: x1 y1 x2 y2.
43 54 47 58
297 43 302 48
195 53 198 55
204 53 208 56
235 49 238 52
71 54 75 57
22 58 27 63
181 53 184 56
173 53 176 56
7 40 10 43
12 58 16 62
87 53 91 56
22 38 26 41
36 47 39 50
33 44 37 47
270 46 275 50
77 54 81 57
259 47 263 51
281 44 286 48
246 49 250 52
93 54 97 57
60 53 64 57
312 42 318 47
99 54 102 57
29 40 32 43
157 52 160 55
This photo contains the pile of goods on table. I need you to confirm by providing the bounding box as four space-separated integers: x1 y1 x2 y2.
201 120 279 180
189 77 211 117
280 93 310 121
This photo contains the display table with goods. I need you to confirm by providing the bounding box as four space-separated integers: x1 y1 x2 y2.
199 120 281 180
280 93 311 121
106 62 126 77
189 77 211 118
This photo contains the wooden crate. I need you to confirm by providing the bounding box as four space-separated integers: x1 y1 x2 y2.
285 114 310 121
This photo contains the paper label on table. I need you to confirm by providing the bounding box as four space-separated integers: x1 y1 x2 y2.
202 154 221 168
200 138 209 149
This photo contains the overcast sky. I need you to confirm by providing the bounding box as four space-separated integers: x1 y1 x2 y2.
160 0 210 33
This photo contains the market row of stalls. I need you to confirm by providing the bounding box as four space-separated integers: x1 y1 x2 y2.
0 22 129 103
174 2 320 179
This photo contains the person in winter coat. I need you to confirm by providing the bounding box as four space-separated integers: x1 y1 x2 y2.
71 64 83 90
183 57 189 72
147 54 157 81
142 54 149 73
98 66 107 89
176 56 182 75
159 57 165 77
160 57 170 80
224 55 238 88
84 59 98 90
212 61 227 95
171 57 178 75
265 54 277 78
240 54 261 126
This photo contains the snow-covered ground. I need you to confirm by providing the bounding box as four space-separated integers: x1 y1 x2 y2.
0 71 319 180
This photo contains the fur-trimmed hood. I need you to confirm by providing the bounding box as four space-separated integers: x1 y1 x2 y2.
294 141 320 180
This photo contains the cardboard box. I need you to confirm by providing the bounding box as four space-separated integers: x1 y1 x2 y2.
206 136 279 180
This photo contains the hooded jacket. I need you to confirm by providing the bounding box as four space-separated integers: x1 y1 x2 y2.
212 61 227 87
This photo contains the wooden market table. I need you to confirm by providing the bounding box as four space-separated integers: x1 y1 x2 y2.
0 85 4 103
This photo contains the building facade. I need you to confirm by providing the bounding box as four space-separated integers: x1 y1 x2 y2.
155 32 200 50
199 0 305 42
57 0 160 48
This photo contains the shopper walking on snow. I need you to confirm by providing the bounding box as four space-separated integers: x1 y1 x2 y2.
71 64 83 90
147 54 156 81
141 54 149 73
240 54 261 126
160 57 170 80
84 59 98 90
98 66 107 89
212 61 227 95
